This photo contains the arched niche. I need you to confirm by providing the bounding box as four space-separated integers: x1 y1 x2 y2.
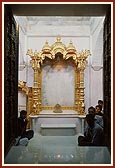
26 36 91 115
41 53 75 108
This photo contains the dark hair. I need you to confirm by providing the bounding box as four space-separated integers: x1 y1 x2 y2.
88 106 95 113
20 110 27 115
98 100 103 104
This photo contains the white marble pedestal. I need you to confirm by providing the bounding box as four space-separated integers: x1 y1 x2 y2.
29 110 86 135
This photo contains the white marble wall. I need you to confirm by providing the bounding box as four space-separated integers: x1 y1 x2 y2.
42 65 74 106
18 91 26 116
88 17 104 110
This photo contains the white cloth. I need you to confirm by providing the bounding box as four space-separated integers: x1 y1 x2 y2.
19 138 29 146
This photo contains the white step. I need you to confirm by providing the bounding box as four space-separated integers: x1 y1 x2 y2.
40 124 76 128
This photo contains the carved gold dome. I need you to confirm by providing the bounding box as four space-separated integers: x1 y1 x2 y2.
51 36 66 55
42 41 51 52
67 40 77 53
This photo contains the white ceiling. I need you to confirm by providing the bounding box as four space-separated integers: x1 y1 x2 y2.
26 16 91 26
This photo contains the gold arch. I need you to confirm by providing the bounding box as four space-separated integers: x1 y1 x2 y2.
26 36 91 115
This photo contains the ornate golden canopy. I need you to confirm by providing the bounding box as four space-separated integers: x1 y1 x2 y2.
27 35 90 70
19 36 91 116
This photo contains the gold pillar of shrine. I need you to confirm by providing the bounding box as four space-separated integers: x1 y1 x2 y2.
26 49 42 115
76 50 90 114
26 36 91 115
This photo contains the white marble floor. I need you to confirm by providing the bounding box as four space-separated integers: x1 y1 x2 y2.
4 133 111 165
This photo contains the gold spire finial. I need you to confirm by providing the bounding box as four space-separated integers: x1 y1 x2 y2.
67 40 76 51
42 40 51 51
57 35 61 42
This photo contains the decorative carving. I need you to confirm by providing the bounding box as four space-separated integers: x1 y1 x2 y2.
18 80 29 95
26 36 91 115
53 104 63 113
27 36 90 69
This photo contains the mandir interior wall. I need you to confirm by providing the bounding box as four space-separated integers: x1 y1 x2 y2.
17 16 104 114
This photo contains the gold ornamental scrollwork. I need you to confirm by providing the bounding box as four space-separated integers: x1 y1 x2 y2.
26 36 91 115
18 80 29 95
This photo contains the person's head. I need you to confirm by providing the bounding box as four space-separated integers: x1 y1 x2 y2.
88 106 96 115
20 110 27 119
95 105 102 114
98 100 103 107
86 113 95 127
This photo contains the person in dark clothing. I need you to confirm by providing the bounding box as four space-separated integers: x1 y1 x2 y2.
88 106 103 128
78 113 104 146
18 110 34 141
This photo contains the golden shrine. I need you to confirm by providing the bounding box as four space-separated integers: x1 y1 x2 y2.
18 36 91 118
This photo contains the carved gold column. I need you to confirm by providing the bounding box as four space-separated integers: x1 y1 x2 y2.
27 87 32 129
32 64 42 114
79 68 85 114
77 50 91 114
37 70 42 112
75 69 80 114
27 49 41 115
